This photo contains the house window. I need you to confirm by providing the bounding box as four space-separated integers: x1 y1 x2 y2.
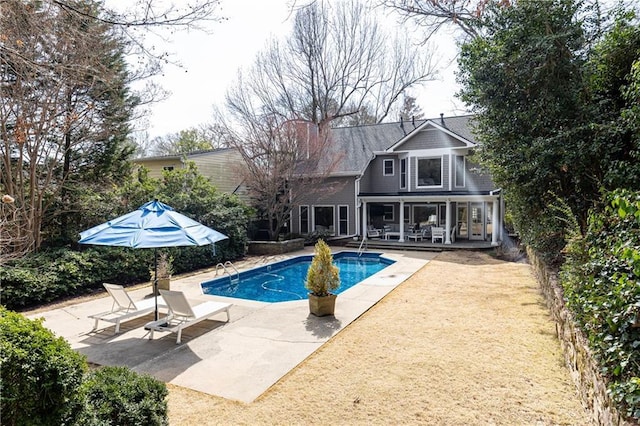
383 159 394 176
455 155 465 188
404 204 411 223
383 204 394 221
417 157 442 187
300 205 309 234
414 204 438 228
400 158 407 189
163 166 174 171
338 205 348 235
313 206 335 234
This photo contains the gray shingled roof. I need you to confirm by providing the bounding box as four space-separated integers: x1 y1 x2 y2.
327 114 476 175
134 147 235 162
435 114 476 142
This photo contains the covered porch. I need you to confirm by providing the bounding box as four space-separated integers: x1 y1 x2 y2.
357 193 504 247
345 237 496 252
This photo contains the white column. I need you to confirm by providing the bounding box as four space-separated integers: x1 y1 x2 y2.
399 200 405 242
362 201 367 240
492 199 500 246
445 200 452 244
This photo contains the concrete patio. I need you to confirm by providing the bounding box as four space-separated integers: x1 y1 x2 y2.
27 248 435 403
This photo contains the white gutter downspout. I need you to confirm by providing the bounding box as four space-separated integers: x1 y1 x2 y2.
355 176 361 237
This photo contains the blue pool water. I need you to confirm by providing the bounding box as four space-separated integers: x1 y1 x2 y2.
200 252 394 303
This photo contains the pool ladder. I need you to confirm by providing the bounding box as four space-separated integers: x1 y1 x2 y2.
357 238 367 256
215 261 239 284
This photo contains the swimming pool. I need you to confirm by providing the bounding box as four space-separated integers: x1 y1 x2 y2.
200 251 395 303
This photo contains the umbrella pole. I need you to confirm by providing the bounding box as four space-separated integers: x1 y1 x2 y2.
154 249 159 321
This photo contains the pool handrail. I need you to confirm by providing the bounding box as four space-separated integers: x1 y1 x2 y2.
357 238 367 256
215 261 239 284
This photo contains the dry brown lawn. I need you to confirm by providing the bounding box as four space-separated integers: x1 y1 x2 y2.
167 250 591 425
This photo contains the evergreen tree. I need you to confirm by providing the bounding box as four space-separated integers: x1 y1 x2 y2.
1 0 138 250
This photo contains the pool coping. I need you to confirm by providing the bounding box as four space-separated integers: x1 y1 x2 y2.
27 248 436 403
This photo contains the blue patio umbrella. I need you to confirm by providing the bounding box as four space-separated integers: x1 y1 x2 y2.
79 200 228 320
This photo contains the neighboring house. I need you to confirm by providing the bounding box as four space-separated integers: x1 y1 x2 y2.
133 148 247 198
290 114 504 246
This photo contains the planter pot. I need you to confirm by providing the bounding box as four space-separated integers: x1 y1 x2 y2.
154 278 171 295
308 293 337 317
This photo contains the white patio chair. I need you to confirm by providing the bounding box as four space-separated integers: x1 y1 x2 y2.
367 226 382 239
431 227 445 244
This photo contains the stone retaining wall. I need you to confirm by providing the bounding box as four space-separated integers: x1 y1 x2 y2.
527 248 635 426
247 238 305 255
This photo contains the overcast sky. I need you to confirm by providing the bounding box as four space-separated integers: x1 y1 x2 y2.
137 0 467 140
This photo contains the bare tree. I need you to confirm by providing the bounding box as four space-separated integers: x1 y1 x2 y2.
215 109 344 241
215 0 437 239
149 128 214 156
379 0 492 42
379 0 629 44
0 0 226 257
225 0 438 128
1 1 135 254
0 194 29 264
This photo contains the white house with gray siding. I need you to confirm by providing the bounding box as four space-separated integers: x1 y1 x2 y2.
290 114 504 246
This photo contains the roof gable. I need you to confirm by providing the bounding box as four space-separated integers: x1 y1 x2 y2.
387 116 476 152
326 114 476 175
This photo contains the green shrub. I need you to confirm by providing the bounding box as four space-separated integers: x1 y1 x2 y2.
0 307 87 425
0 248 152 310
78 366 168 426
1 164 250 311
561 189 640 420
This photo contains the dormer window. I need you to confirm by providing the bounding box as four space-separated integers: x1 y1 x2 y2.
416 157 442 187
383 159 394 176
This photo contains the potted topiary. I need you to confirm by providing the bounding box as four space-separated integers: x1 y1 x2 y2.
305 239 340 316
150 252 173 295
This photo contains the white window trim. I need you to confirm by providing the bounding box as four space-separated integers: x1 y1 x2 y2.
416 156 444 189
455 155 466 188
338 204 349 235
399 158 407 189
383 204 394 222
299 205 309 234
383 159 394 176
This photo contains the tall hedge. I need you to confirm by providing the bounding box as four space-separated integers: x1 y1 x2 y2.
0 247 151 310
561 189 640 420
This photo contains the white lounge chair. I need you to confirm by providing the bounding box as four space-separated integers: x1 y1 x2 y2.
145 290 231 344
89 283 165 334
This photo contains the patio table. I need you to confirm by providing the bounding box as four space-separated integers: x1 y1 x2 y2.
384 231 401 240
406 232 423 241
